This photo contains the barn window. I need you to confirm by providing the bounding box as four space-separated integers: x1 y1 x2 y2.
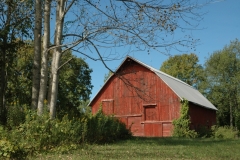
143 104 157 121
102 99 114 115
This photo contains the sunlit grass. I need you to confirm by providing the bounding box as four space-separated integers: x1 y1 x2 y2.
35 137 240 160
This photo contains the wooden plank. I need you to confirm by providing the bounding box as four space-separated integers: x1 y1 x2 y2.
162 123 172 137
128 116 144 136
144 123 162 137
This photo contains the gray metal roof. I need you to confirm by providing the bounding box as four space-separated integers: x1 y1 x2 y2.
132 57 217 111
89 56 217 111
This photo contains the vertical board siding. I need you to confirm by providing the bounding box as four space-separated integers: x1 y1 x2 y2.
162 123 172 137
189 103 216 131
90 59 216 137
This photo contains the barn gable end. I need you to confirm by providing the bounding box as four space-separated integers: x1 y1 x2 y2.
89 56 217 137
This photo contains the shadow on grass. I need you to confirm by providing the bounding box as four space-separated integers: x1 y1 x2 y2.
117 136 237 147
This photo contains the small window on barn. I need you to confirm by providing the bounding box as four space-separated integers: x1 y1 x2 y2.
143 104 157 121
102 99 114 115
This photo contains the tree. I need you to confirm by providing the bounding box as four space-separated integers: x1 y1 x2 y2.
37 0 51 115
160 53 205 88
6 42 33 107
34 0 211 118
6 42 92 118
31 0 42 110
57 51 93 117
0 0 33 124
204 39 240 128
104 71 113 83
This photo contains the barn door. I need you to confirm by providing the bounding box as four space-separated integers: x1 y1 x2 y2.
143 105 161 136
102 99 114 115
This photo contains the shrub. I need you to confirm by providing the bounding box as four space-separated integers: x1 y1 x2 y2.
82 108 132 143
0 107 132 159
196 125 212 138
0 139 27 160
211 125 239 139
172 99 197 138
6 105 25 129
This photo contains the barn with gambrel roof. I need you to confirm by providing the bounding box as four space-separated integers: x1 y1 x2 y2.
89 56 217 137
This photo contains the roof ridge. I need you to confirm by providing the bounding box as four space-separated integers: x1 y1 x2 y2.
127 56 194 89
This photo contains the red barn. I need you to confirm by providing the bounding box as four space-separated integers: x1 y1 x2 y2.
89 56 217 137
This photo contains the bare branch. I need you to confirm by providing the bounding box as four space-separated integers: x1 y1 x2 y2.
58 57 73 71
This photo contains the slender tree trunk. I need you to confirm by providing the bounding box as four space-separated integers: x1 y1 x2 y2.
31 0 42 110
49 0 65 119
0 48 7 124
230 100 233 127
0 1 12 124
37 0 51 115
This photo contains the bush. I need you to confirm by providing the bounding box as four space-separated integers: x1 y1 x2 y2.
172 99 197 138
0 139 27 160
0 108 132 159
211 125 239 139
196 125 213 138
83 109 132 143
6 105 25 129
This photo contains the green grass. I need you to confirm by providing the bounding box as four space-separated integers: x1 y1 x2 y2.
34 137 240 160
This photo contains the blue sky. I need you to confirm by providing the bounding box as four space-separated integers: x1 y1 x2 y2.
80 0 240 100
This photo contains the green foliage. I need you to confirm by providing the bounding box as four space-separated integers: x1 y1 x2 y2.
57 51 93 118
211 125 239 139
203 39 240 127
6 42 33 107
83 108 132 143
0 139 27 160
196 126 213 138
77 100 91 115
6 105 25 129
172 99 197 138
103 71 113 83
0 126 27 159
6 44 93 118
0 108 132 159
160 53 205 89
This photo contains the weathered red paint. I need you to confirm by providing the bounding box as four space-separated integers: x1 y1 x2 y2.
90 57 216 137
189 103 216 131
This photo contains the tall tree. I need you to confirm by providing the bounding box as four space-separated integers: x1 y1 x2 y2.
160 53 205 88
36 0 211 118
7 42 92 118
0 0 33 124
31 0 42 110
57 51 93 117
204 39 240 128
6 42 33 107
37 0 51 115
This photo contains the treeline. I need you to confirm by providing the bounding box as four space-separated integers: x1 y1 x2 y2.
160 39 240 129
2 41 92 120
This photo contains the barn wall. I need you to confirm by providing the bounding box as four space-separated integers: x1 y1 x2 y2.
90 60 181 137
189 103 216 131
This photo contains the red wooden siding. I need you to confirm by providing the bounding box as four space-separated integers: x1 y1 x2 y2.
90 58 216 137
90 60 181 137
189 103 216 131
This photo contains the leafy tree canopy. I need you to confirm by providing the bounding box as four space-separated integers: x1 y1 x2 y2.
203 39 240 128
160 53 205 88
7 41 93 118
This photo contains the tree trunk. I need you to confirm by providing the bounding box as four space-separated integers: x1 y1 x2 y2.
31 0 42 110
49 0 65 119
230 101 233 127
37 0 51 115
0 48 7 124
0 1 12 124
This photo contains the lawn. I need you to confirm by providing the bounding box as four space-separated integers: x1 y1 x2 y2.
35 137 240 160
